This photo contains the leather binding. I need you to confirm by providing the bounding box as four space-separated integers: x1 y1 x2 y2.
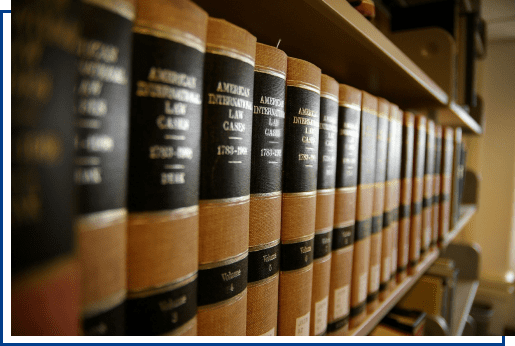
246 43 286 336
367 98 389 312
126 0 208 336
11 0 80 335
387 107 403 293
431 126 443 249
278 57 321 336
397 112 414 283
458 144 467 216
378 103 396 301
197 18 256 336
310 74 338 336
421 120 435 258
408 115 427 275
438 127 454 245
327 84 361 336
75 0 135 335
349 92 378 328
450 128 463 229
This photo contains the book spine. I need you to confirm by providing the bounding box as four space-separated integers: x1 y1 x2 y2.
126 0 208 336
11 0 80 335
367 98 389 312
197 18 256 336
408 115 426 274
327 85 362 336
310 74 339 336
349 92 378 328
397 112 414 282
246 43 286 337
450 128 463 228
458 145 467 210
389 108 403 290
432 126 443 249
75 0 135 335
278 57 321 336
439 127 454 244
421 120 435 258
379 104 399 300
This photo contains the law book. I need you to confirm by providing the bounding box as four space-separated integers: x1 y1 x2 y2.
389 107 404 291
246 43 286 337
420 120 435 258
126 0 208 336
431 125 443 249
458 144 467 211
349 92 378 328
278 57 321 336
327 84 362 336
397 112 414 283
11 0 80 335
438 127 454 245
196 18 256 336
75 0 135 335
450 128 463 229
408 115 426 274
310 74 339 336
367 98 389 312
379 103 401 301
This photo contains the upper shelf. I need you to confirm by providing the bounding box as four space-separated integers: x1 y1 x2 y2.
193 0 482 134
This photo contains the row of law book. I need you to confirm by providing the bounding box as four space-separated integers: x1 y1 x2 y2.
11 0 467 336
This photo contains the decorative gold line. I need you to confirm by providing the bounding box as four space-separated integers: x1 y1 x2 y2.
82 289 126 318
335 186 357 193
317 188 335 195
280 262 313 274
206 44 255 66
127 272 197 299
249 239 280 252
255 65 286 80
199 250 248 269
281 234 314 245
251 191 281 198
199 195 250 205
83 0 135 21
333 245 353 255
133 20 205 53
315 226 333 235
334 219 355 229
247 272 279 288
197 288 247 311
282 191 316 198
129 206 198 224
77 208 127 228
321 92 338 103
363 107 378 116
287 81 320 94
314 253 332 263
339 102 361 112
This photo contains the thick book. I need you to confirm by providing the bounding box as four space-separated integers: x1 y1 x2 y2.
246 43 286 337
458 144 467 212
389 107 403 291
431 126 443 249
196 18 256 336
75 0 134 335
278 57 321 336
421 120 435 258
397 112 414 283
327 84 362 336
310 74 339 336
450 128 463 229
126 0 208 336
349 92 378 328
438 127 454 245
367 98 389 312
408 115 427 274
379 103 401 301
11 0 80 335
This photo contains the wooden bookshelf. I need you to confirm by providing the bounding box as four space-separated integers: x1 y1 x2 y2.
442 204 477 247
193 0 482 134
451 280 479 336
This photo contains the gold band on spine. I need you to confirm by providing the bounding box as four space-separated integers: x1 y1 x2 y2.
317 188 336 195
197 288 247 311
321 92 338 103
200 195 250 205
127 271 197 299
338 102 361 112
249 239 280 252
336 186 358 193
133 20 205 53
207 45 255 66
251 191 281 198
281 234 314 245
283 191 317 198
77 208 127 228
247 272 279 288
255 66 286 80
82 289 126 318
286 81 320 94
198 250 248 269
334 219 356 229
129 205 198 224
316 226 333 235
362 107 378 116
83 0 135 20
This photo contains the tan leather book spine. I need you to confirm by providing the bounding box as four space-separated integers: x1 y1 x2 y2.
246 43 286 336
327 85 361 335
408 115 427 275
278 57 321 336
367 98 389 312
12 0 80 335
349 92 378 328
439 127 455 244
450 128 463 229
126 0 208 336
397 112 414 283
432 126 443 248
421 120 435 258
310 74 339 335
196 18 256 336
379 104 400 301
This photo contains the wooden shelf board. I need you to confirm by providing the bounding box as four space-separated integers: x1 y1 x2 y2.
437 102 483 135
349 249 440 336
442 204 477 247
451 280 479 335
